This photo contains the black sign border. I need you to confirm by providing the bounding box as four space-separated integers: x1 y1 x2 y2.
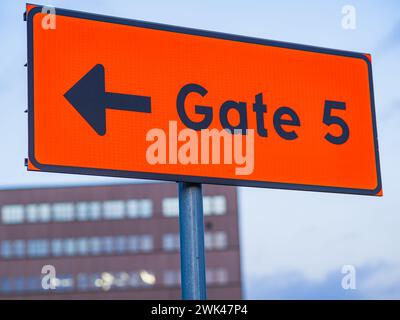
27 4 382 196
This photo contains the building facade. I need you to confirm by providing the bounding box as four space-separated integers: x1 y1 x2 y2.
0 182 241 299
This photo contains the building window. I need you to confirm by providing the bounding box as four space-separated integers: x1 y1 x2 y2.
127 236 139 253
90 273 101 290
77 273 89 291
162 233 180 251
204 196 227 216
53 203 74 222
0 240 26 259
25 204 51 223
55 275 74 292
204 233 212 249
126 200 139 218
213 231 228 249
203 197 212 216
205 231 228 250
162 198 179 217
114 236 126 254
26 276 41 292
163 270 181 287
114 272 130 288
51 239 63 256
126 199 153 218
76 238 89 255
27 239 49 257
214 268 228 285
139 199 153 218
103 201 125 220
0 241 12 259
129 272 141 288
206 268 228 285
89 237 102 255
64 238 76 256
0 278 12 294
1 205 24 224
13 240 25 258
140 235 153 252
14 277 25 293
102 237 114 254
213 196 227 215
76 202 101 221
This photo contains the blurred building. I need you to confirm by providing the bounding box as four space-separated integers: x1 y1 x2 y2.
0 183 241 299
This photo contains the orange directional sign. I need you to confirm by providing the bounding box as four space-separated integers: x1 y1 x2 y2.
26 4 382 195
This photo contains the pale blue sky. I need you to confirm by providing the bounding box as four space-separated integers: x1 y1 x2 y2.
1 0 400 299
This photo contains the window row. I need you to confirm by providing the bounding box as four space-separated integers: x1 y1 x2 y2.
1 230 228 260
163 268 229 287
0 235 153 259
0 268 229 295
1 195 228 225
1 199 153 224
162 196 227 217
162 231 228 251
0 269 155 294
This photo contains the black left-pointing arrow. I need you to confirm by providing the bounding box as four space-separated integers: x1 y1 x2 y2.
64 64 151 136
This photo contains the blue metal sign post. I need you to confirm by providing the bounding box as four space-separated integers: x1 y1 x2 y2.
178 182 207 300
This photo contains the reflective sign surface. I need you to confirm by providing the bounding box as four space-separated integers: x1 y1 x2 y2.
27 4 382 195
